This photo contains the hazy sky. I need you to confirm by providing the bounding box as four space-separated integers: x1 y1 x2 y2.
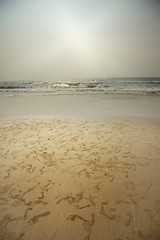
0 0 160 81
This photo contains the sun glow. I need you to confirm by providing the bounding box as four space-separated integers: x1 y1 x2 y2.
59 16 92 58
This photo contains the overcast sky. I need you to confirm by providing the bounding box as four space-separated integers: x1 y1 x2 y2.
0 0 160 81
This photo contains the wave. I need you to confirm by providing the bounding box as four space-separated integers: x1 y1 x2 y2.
0 86 26 89
67 82 81 87
0 78 160 96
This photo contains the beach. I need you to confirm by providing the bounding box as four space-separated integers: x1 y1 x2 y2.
0 109 160 239
1 0 160 237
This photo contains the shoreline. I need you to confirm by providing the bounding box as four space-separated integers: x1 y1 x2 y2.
0 94 160 119
0 117 160 239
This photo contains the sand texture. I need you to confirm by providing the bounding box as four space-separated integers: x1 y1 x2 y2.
0 117 160 240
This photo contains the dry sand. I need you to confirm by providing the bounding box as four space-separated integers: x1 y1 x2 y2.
0 117 160 240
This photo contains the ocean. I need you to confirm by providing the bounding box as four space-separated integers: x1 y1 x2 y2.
0 77 160 96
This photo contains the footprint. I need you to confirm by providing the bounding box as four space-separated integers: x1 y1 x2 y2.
24 208 33 220
40 166 45 174
4 165 17 179
32 200 48 205
17 231 25 240
28 211 50 225
56 192 83 205
126 213 133 226
100 201 116 220
26 164 36 173
85 195 96 207
4 171 10 179
23 182 40 195
75 204 91 210
78 169 91 178
67 213 95 240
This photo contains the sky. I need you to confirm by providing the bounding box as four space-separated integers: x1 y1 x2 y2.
0 0 160 81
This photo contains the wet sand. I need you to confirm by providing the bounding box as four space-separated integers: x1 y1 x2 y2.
0 117 160 240
0 94 160 119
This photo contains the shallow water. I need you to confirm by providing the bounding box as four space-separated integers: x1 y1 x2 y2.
0 94 160 119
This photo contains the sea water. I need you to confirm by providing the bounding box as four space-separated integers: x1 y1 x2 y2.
0 78 160 119
0 77 160 96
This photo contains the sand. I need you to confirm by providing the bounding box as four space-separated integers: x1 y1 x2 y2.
0 117 160 240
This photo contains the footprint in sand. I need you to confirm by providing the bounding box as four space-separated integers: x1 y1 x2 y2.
28 211 50 225
5 165 17 178
78 169 91 178
26 164 36 173
24 207 33 220
100 201 116 220
56 192 83 205
75 204 91 210
17 231 25 240
67 213 95 240
126 212 133 226
39 166 45 174
85 195 96 207
23 182 40 195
